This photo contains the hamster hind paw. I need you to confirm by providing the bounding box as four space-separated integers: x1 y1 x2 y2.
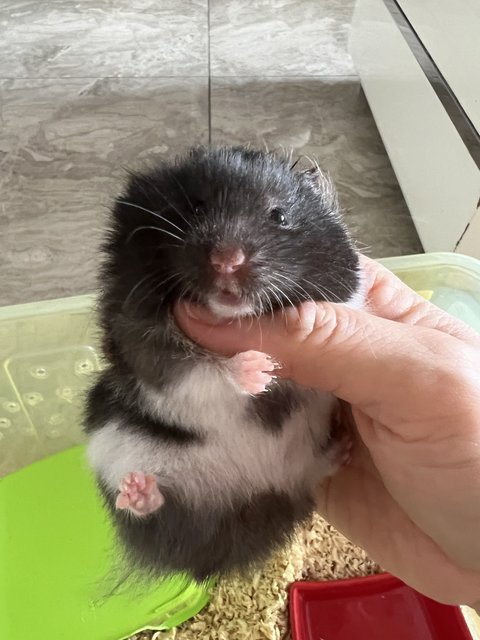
115 471 164 517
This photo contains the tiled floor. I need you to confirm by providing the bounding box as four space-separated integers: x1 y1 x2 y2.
0 0 422 306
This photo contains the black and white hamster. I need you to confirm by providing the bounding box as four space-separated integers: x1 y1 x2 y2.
85 146 361 582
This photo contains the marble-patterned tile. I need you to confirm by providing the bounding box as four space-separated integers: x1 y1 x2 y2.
0 0 208 78
210 0 355 77
0 78 208 306
211 77 423 257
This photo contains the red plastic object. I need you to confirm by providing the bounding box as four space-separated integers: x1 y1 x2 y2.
289 573 473 640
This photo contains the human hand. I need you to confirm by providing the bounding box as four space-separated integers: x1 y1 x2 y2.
174 256 480 605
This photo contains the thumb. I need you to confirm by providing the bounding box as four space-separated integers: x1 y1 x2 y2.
174 299 458 426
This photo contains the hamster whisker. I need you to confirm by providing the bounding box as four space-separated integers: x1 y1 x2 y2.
301 281 329 302
136 278 182 316
149 275 187 329
155 188 203 233
137 272 183 312
354 240 372 254
275 144 293 165
266 296 275 322
263 292 275 320
124 271 181 312
259 292 269 318
267 285 286 316
269 276 303 303
253 293 262 318
258 311 264 349
271 272 315 305
269 281 297 310
260 290 277 326
167 171 196 222
303 154 316 170
334 277 357 299
322 283 347 303
150 276 186 328
126 225 185 246
312 283 342 303
176 282 196 310
117 201 186 236
302 277 344 304
252 293 266 332
122 271 160 310
335 265 361 276
248 293 264 345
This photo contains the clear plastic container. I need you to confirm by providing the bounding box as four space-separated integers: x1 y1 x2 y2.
1 252 480 477
0 294 99 476
380 252 480 332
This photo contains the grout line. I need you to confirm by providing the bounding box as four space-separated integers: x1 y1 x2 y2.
0 74 360 81
0 76 210 80
207 0 212 144
210 74 360 80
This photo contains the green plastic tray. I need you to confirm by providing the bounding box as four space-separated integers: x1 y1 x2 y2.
0 445 211 640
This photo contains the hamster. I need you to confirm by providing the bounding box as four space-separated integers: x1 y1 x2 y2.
84 146 361 582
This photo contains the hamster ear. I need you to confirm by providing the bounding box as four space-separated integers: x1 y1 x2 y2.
290 157 321 179
302 167 320 180
299 166 324 188
296 163 337 205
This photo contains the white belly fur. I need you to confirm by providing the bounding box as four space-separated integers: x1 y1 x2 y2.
87 361 336 508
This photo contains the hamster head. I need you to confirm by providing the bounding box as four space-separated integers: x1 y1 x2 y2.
102 147 360 324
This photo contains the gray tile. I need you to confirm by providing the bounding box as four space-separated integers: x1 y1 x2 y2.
210 77 423 258
0 78 209 305
210 0 355 77
0 0 208 78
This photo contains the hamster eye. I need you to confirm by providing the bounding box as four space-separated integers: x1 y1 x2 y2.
270 207 288 226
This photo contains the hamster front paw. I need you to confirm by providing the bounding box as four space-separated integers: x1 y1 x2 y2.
115 471 164 516
229 350 276 394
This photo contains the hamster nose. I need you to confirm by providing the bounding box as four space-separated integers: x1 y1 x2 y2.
210 248 246 274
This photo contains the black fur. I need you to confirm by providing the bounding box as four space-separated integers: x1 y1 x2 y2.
248 382 301 433
85 146 360 580
98 479 313 582
85 371 200 444
97 146 359 394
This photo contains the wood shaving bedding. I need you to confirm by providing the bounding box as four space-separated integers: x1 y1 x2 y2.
133 514 379 640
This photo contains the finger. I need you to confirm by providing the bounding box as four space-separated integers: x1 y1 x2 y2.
174 299 273 357
355 402 480 572
360 256 480 345
175 298 479 431
316 443 480 605
174 255 480 363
